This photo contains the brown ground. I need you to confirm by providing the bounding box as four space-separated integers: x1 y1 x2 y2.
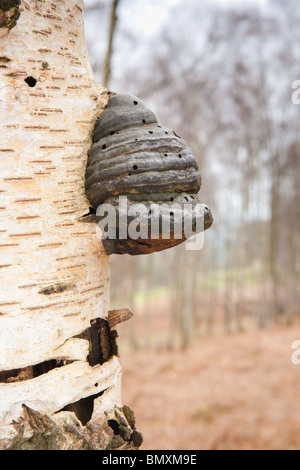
119 325 300 450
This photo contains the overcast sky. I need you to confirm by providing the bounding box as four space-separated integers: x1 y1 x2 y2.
83 0 269 82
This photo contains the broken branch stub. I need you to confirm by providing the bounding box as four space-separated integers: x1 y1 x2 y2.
107 308 134 329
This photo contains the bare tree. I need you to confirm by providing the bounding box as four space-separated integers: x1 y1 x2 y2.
103 0 119 87
102 0 300 344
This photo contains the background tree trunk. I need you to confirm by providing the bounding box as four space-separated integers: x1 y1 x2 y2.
103 0 119 88
0 0 139 450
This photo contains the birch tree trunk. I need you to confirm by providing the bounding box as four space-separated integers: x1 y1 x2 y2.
0 0 139 450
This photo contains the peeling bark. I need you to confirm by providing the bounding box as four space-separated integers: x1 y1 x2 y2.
7 404 142 450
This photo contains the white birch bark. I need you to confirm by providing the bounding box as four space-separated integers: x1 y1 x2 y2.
0 0 123 447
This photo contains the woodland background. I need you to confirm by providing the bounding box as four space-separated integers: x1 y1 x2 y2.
84 0 300 449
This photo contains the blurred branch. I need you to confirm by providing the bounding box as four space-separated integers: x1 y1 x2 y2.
136 29 218 99
137 57 204 98
103 0 120 88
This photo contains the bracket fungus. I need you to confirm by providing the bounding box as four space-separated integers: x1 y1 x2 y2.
85 93 213 255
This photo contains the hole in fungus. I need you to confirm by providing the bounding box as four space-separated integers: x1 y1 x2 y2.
24 76 37 87
133 165 138 170
142 119 146 124
133 100 138 105
102 144 107 150
178 153 182 158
